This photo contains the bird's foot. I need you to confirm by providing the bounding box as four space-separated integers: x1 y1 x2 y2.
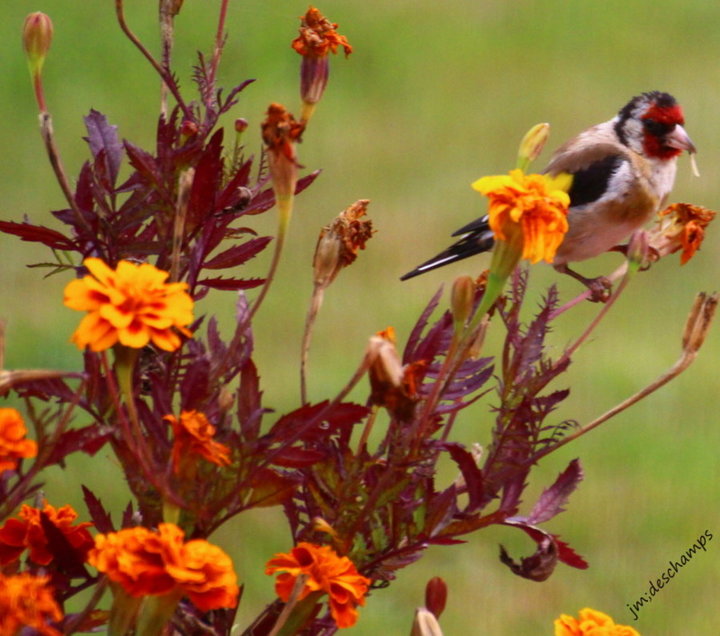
584 276 613 302
554 264 613 302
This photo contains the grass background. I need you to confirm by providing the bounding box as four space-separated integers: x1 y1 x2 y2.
2 1 719 633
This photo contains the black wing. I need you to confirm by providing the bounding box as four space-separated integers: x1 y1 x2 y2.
564 154 625 207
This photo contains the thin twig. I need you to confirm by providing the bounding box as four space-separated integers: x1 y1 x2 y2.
115 0 192 120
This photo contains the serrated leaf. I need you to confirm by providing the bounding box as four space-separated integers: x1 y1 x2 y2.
198 276 265 290
203 237 272 269
82 485 115 533
0 220 75 250
528 458 583 524
84 109 123 186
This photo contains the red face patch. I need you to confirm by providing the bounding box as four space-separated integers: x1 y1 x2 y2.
642 102 685 126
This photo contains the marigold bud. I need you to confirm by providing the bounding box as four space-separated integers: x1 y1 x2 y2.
517 122 550 169
234 117 249 134
22 12 53 76
450 275 475 328
424 577 447 618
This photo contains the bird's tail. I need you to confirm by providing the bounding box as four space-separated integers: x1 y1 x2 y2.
400 222 495 280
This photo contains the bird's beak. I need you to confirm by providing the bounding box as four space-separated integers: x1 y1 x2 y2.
667 124 697 154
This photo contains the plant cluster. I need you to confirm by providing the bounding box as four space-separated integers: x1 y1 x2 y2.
0 3 715 635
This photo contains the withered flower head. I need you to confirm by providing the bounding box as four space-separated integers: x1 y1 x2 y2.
291 7 352 119
261 103 305 200
652 202 716 264
313 199 374 288
291 7 353 59
367 328 426 421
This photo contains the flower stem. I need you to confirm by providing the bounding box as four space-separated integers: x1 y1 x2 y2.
248 194 293 321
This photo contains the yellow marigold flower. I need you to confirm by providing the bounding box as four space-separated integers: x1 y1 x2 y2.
554 607 641 636
88 523 238 611
472 169 571 264
0 407 37 474
0 572 63 636
0 502 94 566
63 258 194 352
164 410 231 476
265 542 371 629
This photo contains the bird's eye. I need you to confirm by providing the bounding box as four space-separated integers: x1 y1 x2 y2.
643 119 674 137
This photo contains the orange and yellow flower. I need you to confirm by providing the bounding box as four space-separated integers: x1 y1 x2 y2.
472 169 571 265
63 258 194 352
0 407 37 474
88 523 238 611
0 502 94 566
0 572 63 636
265 542 371 629
555 607 640 636
164 410 231 476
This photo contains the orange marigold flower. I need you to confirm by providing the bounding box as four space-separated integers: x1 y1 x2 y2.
265 542 370 629
654 202 716 264
88 523 239 610
554 607 641 636
0 407 37 474
291 7 352 59
472 169 572 264
0 502 94 566
0 572 63 636
63 258 194 352
164 410 231 475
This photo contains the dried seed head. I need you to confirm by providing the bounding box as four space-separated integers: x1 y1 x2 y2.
682 292 718 354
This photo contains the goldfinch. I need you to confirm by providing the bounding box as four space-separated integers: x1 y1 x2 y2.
401 91 696 295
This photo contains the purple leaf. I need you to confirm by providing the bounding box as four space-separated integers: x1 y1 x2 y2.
0 220 76 250
441 442 484 512
84 109 123 186
82 485 115 533
198 276 265 291
203 237 272 269
528 458 583 524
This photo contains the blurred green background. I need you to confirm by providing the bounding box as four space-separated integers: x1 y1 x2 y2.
2 1 719 633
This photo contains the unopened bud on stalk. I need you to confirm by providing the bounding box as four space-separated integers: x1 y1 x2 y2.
234 117 249 135
23 12 53 77
424 577 447 619
517 122 550 171
450 275 475 329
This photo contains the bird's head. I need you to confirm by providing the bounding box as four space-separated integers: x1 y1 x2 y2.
615 91 696 161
